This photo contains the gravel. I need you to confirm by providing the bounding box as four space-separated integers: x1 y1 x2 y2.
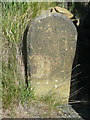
57 104 84 119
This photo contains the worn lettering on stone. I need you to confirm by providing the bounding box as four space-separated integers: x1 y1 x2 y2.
27 12 77 103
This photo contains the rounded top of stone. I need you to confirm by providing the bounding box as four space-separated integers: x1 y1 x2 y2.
35 12 71 21
29 12 77 37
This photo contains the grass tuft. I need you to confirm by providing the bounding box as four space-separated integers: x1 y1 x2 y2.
2 2 59 109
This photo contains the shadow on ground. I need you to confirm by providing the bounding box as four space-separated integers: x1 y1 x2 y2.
69 3 90 119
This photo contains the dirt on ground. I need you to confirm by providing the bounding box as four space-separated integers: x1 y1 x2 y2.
2 100 83 119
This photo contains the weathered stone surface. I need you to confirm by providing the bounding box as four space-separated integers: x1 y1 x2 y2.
27 12 77 103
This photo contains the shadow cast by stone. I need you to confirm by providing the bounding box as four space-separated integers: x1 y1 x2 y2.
69 4 90 119
22 25 29 88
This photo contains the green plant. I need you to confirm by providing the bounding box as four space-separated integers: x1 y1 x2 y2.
2 2 58 109
18 82 35 104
